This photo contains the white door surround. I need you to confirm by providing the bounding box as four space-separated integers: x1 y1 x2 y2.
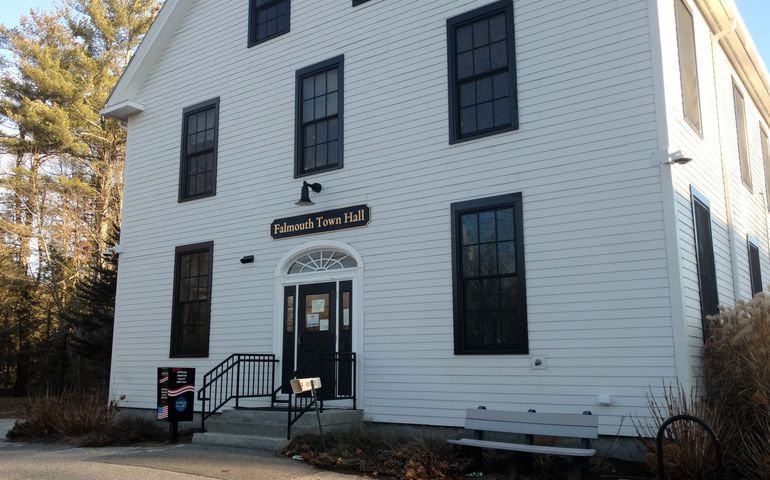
272 240 365 406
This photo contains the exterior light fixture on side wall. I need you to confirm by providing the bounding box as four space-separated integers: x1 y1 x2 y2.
296 181 323 206
664 150 693 166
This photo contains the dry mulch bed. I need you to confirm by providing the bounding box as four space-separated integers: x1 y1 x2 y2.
281 428 651 480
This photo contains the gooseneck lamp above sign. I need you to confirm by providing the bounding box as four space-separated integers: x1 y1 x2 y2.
296 181 323 206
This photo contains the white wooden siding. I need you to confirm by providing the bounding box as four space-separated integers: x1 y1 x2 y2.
111 0 675 436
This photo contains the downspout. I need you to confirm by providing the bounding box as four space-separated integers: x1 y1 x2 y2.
711 20 741 303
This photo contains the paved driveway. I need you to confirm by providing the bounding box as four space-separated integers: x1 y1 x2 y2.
1 436 364 480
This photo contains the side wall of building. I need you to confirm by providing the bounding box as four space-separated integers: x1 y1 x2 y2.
656 0 770 381
111 0 675 435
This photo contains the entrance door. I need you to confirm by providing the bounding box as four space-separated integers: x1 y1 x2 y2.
297 282 336 398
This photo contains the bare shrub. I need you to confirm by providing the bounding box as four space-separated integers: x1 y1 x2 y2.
7 390 117 439
633 384 727 480
704 293 770 477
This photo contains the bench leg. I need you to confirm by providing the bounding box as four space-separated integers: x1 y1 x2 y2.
508 462 519 480
567 457 589 480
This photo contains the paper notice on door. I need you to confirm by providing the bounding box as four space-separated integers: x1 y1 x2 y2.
343 309 350 327
311 299 326 313
306 313 320 329
319 319 330 331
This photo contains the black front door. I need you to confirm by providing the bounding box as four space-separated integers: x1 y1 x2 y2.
297 282 336 398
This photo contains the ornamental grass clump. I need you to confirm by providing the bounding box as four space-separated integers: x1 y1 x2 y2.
633 384 729 480
703 292 770 478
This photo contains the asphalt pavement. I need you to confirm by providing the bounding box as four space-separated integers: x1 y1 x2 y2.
0 423 365 480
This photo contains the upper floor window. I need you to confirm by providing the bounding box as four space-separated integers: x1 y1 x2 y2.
451 193 527 354
747 237 763 297
171 242 213 357
295 56 344 177
447 1 518 144
761 126 770 211
179 98 219 202
733 82 752 189
674 0 702 133
248 0 290 47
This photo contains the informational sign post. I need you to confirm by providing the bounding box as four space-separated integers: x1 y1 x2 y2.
290 377 325 450
157 367 195 443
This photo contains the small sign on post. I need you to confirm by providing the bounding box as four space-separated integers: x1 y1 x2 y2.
289 377 325 450
157 367 195 444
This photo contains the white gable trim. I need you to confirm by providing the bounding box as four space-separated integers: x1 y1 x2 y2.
100 100 145 119
101 0 188 121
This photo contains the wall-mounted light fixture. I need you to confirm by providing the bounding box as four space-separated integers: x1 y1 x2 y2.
296 181 323 206
663 150 693 166
240 255 255 264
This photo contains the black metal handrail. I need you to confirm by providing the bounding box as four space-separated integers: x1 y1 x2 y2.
273 352 357 439
656 414 725 480
197 353 278 431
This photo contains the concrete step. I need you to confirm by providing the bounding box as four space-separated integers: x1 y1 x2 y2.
202 408 363 439
205 418 351 437
192 432 288 452
218 408 363 427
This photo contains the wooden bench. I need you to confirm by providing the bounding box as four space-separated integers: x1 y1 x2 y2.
448 408 599 480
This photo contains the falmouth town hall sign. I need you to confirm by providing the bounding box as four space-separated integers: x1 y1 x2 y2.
271 205 371 239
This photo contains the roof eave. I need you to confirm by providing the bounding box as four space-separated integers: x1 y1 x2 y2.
101 0 187 118
694 0 770 126
100 100 146 121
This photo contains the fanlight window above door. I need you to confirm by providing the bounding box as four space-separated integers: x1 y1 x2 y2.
288 250 357 274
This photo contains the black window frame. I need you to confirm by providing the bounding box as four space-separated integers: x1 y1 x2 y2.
748 237 763 297
248 0 291 47
674 0 702 135
691 187 718 337
352 0 370 6
733 81 752 190
170 242 214 358
178 97 220 203
451 193 528 355
294 55 344 178
447 0 519 144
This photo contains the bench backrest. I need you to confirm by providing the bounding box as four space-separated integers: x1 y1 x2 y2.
464 409 599 440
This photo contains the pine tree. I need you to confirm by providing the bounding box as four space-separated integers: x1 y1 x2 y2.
66 225 119 389
0 1 159 393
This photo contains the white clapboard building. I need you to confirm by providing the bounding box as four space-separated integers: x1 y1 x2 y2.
103 0 770 439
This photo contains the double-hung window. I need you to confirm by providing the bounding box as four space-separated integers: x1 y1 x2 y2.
747 238 763 296
733 82 752 189
451 193 527 354
295 56 344 177
171 242 213 357
762 126 770 211
447 1 518 143
248 0 290 46
179 98 219 202
674 0 702 133
691 188 718 336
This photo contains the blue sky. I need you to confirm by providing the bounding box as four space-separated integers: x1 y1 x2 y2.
0 0 769 67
